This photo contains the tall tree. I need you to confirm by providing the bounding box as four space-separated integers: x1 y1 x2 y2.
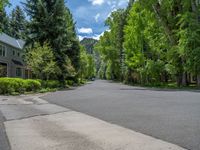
96 9 126 81
64 7 80 71
0 8 10 34
10 6 27 39
0 0 8 12
24 0 80 83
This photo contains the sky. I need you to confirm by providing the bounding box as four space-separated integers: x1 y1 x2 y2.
6 0 129 40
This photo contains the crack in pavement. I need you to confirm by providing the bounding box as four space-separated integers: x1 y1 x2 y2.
5 110 72 122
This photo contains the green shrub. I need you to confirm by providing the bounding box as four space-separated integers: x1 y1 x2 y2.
0 78 41 95
40 80 61 89
46 80 60 88
24 79 41 92
39 88 57 93
65 80 74 86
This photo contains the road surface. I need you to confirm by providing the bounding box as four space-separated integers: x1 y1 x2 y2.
42 80 200 150
0 80 199 150
0 92 185 150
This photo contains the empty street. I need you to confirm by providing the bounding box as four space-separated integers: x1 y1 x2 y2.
43 80 200 150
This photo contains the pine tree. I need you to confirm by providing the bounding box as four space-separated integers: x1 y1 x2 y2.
10 6 27 39
0 0 8 12
0 8 10 34
24 0 80 83
64 7 80 72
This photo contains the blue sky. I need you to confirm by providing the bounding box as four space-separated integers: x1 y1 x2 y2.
6 0 128 40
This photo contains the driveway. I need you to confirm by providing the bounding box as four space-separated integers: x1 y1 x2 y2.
42 80 200 150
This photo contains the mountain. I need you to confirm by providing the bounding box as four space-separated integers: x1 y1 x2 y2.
80 38 98 54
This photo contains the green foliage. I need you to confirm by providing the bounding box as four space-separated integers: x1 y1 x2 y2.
23 79 42 92
25 42 60 80
65 80 74 86
0 8 10 34
0 78 41 94
106 61 112 80
79 46 96 80
95 9 127 81
24 0 80 82
10 6 27 39
0 0 8 13
39 80 61 89
96 0 200 87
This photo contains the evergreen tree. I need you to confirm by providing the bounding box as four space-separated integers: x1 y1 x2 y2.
64 8 80 71
10 6 27 39
0 8 10 34
24 0 80 83
0 0 8 12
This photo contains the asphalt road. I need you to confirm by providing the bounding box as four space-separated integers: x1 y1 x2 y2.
43 80 200 150
0 93 184 150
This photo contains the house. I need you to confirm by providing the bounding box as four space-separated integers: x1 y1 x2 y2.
0 33 31 78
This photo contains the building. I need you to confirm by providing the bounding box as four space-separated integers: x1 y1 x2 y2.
0 33 31 78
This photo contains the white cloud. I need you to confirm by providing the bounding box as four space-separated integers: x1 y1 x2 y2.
78 28 93 34
78 29 110 41
94 13 100 22
106 0 128 7
78 35 84 41
88 0 105 5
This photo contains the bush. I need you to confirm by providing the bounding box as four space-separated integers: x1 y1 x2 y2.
41 80 61 89
65 80 74 86
0 78 41 95
24 79 42 92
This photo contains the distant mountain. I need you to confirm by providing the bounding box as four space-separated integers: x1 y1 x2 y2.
80 38 101 73
80 38 98 54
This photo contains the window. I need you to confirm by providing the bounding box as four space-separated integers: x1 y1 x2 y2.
17 52 20 57
16 68 22 77
13 50 15 56
0 63 7 77
0 44 6 57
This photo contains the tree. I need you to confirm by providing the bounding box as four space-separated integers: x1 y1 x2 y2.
0 8 10 34
10 6 27 39
79 46 96 80
24 0 80 83
95 9 126 81
80 38 99 75
0 0 8 12
79 46 88 79
25 43 60 80
64 7 80 71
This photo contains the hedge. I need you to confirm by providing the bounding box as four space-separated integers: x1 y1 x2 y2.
0 78 41 95
40 80 61 89
0 78 78 95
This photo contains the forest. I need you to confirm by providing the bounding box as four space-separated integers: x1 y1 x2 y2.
95 0 200 87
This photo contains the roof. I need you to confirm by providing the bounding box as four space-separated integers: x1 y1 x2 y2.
0 33 25 50
12 59 24 66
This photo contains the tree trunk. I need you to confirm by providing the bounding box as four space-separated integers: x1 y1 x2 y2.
197 74 200 87
182 72 187 86
177 73 182 87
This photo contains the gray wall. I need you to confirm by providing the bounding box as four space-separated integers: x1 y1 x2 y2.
0 41 25 78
